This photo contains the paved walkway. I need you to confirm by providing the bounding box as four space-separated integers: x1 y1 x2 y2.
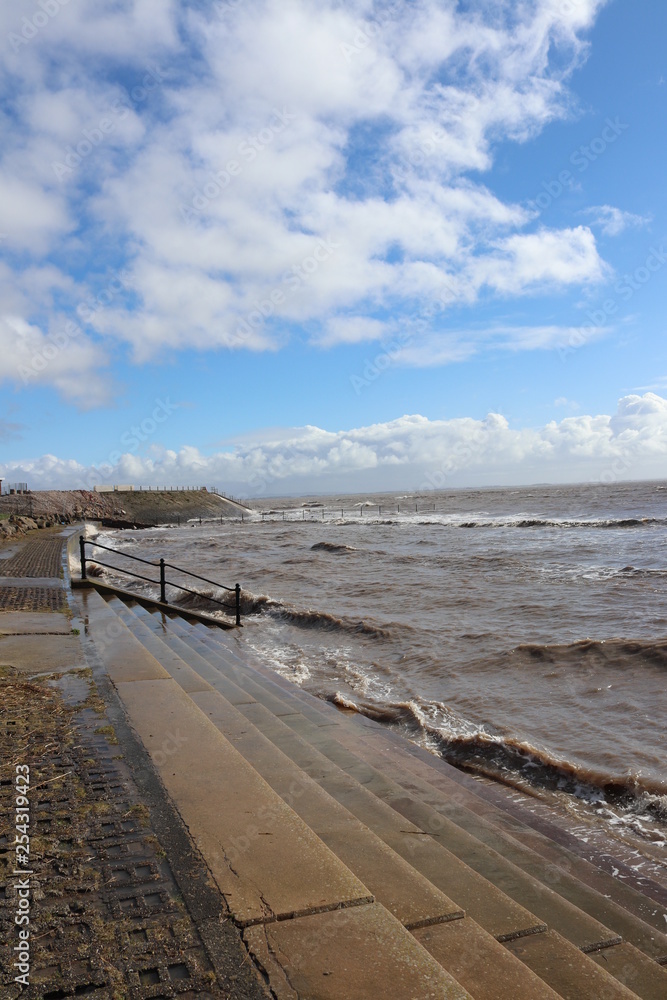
0 530 270 1000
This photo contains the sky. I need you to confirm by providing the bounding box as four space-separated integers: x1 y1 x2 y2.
1 0 666 496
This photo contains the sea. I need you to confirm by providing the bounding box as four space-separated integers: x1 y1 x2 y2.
88 479 667 884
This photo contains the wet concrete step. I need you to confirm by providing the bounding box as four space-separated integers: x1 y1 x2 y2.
89 593 477 999
320 716 667 962
135 608 642 956
589 942 667 1000
105 593 470 935
187 625 667 922
177 615 667 963
106 595 663 997
117 600 551 945
331 722 667 931
155 615 648 956
505 929 650 1000
84 591 375 927
243 902 472 1000
414 918 576 1000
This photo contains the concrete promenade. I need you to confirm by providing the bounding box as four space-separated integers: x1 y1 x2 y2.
1 527 666 998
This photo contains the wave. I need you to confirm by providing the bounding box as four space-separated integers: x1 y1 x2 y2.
172 586 408 641
509 637 667 669
272 513 667 530
327 693 667 820
310 541 357 553
454 516 667 530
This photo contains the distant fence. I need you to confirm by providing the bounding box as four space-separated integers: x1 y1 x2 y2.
258 502 437 521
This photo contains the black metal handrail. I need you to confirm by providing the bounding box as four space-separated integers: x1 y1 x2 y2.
163 562 236 591
80 537 242 625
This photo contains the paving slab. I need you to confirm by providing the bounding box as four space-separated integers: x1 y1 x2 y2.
413 917 561 1000
505 929 639 999
113 676 375 927
0 632 85 673
244 902 472 1000
590 942 667 1000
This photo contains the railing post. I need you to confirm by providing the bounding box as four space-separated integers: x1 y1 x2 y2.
79 535 87 581
160 558 167 604
235 583 241 627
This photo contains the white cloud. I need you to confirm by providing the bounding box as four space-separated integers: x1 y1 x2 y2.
348 322 609 371
0 315 111 408
0 0 614 399
3 393 666 493
584 204 651 237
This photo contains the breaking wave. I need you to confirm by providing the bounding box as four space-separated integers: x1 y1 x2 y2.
310 541 357 553
508 637 667 669
172 586 407 641
327 693 667 821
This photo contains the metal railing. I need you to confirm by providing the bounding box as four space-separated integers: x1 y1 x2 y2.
80 537 242 625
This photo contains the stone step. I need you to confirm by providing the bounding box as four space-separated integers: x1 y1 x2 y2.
505 930 647 1000
244 902 472 1000
109 595 665 997
105 592 470 936
88 591 478 998
589 942 667 1000
320 716 667 960
179 614 667 963
133 596 640 948
331 722 667 930
149 611 642 957
117 599 550 944
414 918 573 1000
107 602 592 999
188 624 667 919
83 591 375 929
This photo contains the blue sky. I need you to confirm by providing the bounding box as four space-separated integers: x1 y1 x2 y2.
1 0 666 494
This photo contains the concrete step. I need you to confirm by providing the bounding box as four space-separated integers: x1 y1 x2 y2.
244 902 471 1000
87 591 474 999
103 594 665 998
180 616 667 961
505 930 649 1000
118 600 550 944
331 722 667 930
189 624 667 922
320 715 667 960
105 593 469 935
589 943 667 1000
132 607 632 956
83 591 376 928
152 613 649 957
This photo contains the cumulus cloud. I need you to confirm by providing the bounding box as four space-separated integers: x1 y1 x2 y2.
2 394 665 494
0 0 613 401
